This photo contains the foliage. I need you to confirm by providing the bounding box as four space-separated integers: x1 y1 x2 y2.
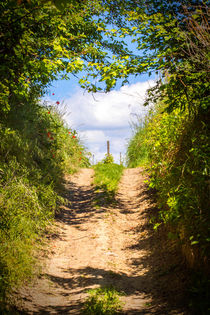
1 1 209 108
93 1 209 113
82 287 123 315
0 102 89 303
125 1 209 273
102 154 114 164
127 102 210 266
125 1 209 309
0 0 134 114
0 169 54 301
126 120 150 168
93 157 124 204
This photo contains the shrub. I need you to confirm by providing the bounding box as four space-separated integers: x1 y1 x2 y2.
102 154 114 164
83 287 123 315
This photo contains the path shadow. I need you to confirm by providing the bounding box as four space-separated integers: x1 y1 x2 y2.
25 258 188 314
116 181 157 215
55 180 105 230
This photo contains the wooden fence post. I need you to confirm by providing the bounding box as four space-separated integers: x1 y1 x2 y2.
107 140 110 156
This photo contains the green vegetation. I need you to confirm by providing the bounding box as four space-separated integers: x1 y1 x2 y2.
0 101 89 304
0 0 137 107
83 287 123 315
127 104 209 257
127 122 149 168
93 155 124 204
127 90 209 314
125 0 209 272
125 3 210 312
108 0 209 112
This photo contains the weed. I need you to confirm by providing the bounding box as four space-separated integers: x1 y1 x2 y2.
144 302 152 307
82 286 123 315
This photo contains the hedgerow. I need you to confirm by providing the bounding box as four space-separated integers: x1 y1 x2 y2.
127 103 210 269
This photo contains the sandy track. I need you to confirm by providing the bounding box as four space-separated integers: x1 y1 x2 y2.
18 168 188 314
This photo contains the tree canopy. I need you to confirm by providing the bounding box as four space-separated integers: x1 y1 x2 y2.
0 0 209 114
0 0 130 114
97 0 209 113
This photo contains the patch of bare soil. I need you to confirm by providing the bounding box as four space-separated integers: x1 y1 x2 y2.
17 168 189 314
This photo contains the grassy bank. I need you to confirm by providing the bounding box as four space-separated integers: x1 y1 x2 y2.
127 104 209 265
127 103 209 313
0 100 89 306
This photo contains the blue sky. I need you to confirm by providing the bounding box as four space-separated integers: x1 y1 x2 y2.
45 72 155 164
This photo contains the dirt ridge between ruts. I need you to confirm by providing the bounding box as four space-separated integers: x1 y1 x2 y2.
17 168 188 314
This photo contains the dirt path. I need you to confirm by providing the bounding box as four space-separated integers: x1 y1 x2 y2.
18 168 188 314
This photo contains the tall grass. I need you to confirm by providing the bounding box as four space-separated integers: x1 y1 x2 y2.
126 124 149 168
0 100 89 304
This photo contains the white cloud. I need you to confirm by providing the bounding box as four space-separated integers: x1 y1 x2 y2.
63 80 155 164
79 130 106 144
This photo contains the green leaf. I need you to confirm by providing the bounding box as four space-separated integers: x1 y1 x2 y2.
191 241 199 245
